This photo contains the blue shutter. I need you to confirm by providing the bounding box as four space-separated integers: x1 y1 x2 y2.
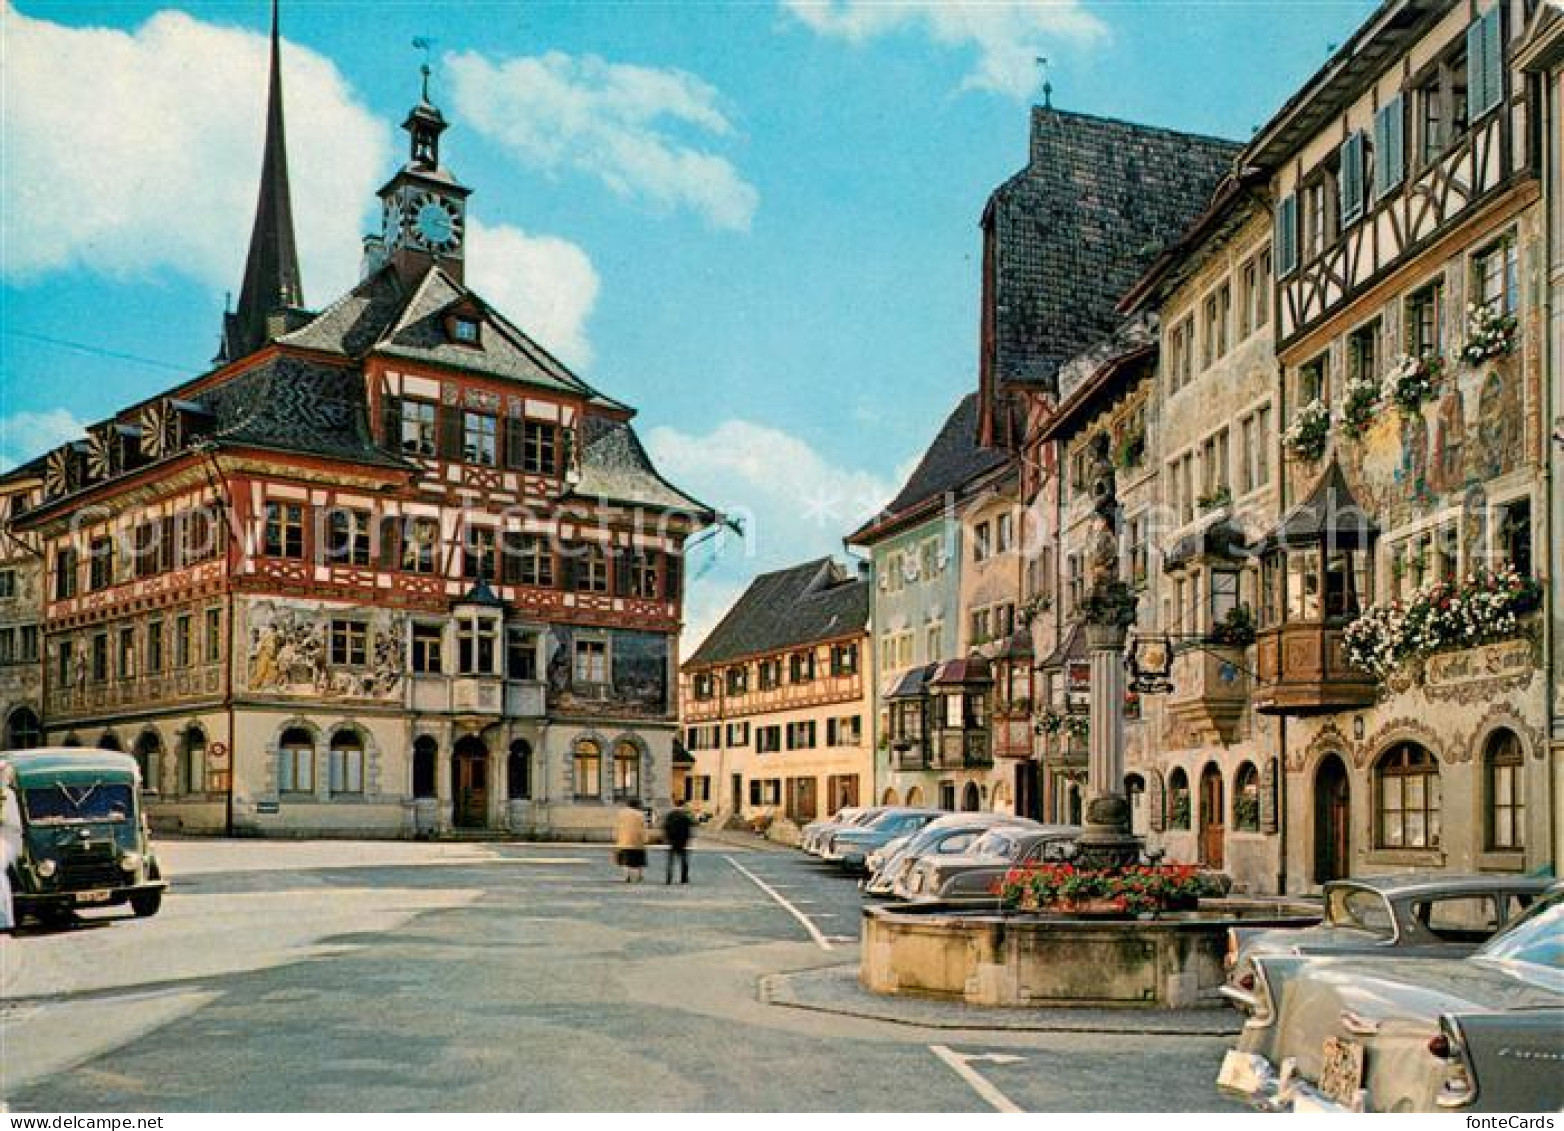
1276 195 1298 276
1484 5 1504 115
1468 7 1504 121
1373 96 1404 198
1340 133 1365 224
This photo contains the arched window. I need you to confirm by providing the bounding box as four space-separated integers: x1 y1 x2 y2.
330 730 365 795
1125 773 1147 836
508 739 532 801
611 741 641 802
1233 762 1261 832
1376 742 1441 849
99 732 123 752
5 707 41 750
1167 767 1191 830
961 782 981 812
132 731 161 794
412 736 437 799
1484 730 1525 851
573 739 602 800
279 727 315 794
881 787 900 806
905 786 924 807
180 726 207 795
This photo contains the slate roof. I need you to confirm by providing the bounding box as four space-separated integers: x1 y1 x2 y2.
985 106 1241 394
1257 460 1377 551
279 266 624 408
685 557 869 669
570 415 713 517
849 392 1007 544
194 354 408 469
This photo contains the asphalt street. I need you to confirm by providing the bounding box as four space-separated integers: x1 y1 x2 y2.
0 837 1243 1112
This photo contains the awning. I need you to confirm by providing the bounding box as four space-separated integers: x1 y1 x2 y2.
884 663 938 700
1255 460 1377 552
929 654 993 687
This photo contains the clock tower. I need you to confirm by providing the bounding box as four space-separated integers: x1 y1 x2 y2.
372 68 472 285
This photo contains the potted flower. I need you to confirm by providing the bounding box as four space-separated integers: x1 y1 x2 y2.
1113 425 1147 471
1207 604 1256 647
1339 373 1381 440
1461 302 1518 365
1196 485 1232 513
1282 399 1330 461
1386 353 1443 414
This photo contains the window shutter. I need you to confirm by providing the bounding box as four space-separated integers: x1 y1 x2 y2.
1275 195 1298 276
160 515 176 572
1468 7 1503 121
378 516 402 571
559 547 579 593
439 405 464 463
381 395 401 451
504 417 525 471
664 551 682 602
613 546 632 597
558 426 574 478
1339 133 1365 224
499 531 520 585
1483 6 1504 116
1373 96 1404 198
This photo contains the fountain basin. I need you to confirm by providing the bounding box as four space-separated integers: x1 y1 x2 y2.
860 899 1319 1009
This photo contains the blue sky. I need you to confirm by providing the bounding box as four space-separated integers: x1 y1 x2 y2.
1 0 1378 643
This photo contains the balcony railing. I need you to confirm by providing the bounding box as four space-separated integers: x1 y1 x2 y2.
933 728 992 769
1254 622 1375 715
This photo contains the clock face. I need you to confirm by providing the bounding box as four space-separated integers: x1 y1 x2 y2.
407 193 462 252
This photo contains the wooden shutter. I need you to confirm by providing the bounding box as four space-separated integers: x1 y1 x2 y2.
378 515 402 571
1373 96 1404 198
613 546 632 597
499 531 521 585
440 405 464 463
664 551 682 603
559 547 579 592
1148 769 1167 833
381 394 401 451
1339 133 1365 225
559 426 574 478
1468 7 1503 122
159 515 176 572
1275 195 1298 277
504 417 525 471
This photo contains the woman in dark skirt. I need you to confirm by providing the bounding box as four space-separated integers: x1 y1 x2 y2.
614 797 648 882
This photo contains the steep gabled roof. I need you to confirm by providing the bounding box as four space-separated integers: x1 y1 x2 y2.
984 106 1240 394
570 415 713 517
849 392 1006 545
685 557 869 668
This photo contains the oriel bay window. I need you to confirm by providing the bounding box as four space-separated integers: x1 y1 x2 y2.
457 614 500 675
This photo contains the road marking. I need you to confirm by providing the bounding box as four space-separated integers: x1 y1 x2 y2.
724 855 834 952
929 1045 1026 1113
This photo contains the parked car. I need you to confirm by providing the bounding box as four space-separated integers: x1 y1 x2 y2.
3 748 167 923
896 824 1081 903
801 806 882 857
823 808 941 872
863 833 913 881
864 813 1039 897
1218 886 1564 1113
1224 874 1550 1003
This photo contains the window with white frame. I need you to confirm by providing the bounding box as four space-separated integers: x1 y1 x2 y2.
278 728 315 793
329 731 365 795
1473 236 1518 315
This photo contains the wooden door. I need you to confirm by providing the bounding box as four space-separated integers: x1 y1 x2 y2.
1314 755 1351 882
1199 764 1225 869
453 745 488 828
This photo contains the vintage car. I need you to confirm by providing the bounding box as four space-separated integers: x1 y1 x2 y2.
896 824 1080 903
1224 874 1550 1002
800 806 882 857
863 814 1040 897
3 748 167 923
1218 887 1564 1113
822 807 941 872
863 833 912 881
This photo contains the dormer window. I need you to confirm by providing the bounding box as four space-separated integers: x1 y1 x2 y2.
451 316 480 345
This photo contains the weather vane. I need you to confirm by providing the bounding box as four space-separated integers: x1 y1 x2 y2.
1036 56 1053 108
412 36 438 101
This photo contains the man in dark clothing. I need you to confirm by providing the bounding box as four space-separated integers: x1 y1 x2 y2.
663 802 695 885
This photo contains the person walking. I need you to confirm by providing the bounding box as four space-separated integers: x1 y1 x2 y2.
614 797 648 883
662 800 695 885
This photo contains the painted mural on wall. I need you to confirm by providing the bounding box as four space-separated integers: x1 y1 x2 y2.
545 626 669 717
244 601 404 699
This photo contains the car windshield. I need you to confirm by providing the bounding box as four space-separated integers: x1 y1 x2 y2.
1478 894 1564 970
23 781 134 824
970 830 1016 858
1325 886 1395 937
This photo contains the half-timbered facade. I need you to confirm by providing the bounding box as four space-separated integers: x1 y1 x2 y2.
0 466 45 755
679 558 870 826
1253 0 1553 886
3 17 712 840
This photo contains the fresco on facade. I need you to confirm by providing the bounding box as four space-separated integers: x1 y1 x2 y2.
1474 371 1521 480
1430 386 1466 496
1397 411 1431 508
244 601 404 698
545 626 669 716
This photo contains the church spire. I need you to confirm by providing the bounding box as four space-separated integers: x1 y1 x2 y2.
221 0 303 364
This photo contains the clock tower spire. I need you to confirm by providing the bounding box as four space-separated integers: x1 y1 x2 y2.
368 53 472 286
221 0 304 363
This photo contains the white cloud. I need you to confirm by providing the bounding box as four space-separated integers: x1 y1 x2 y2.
446 49 758 232
0 409 87 471
783 0 1108 97
0 3 388 307
467 219 600 369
